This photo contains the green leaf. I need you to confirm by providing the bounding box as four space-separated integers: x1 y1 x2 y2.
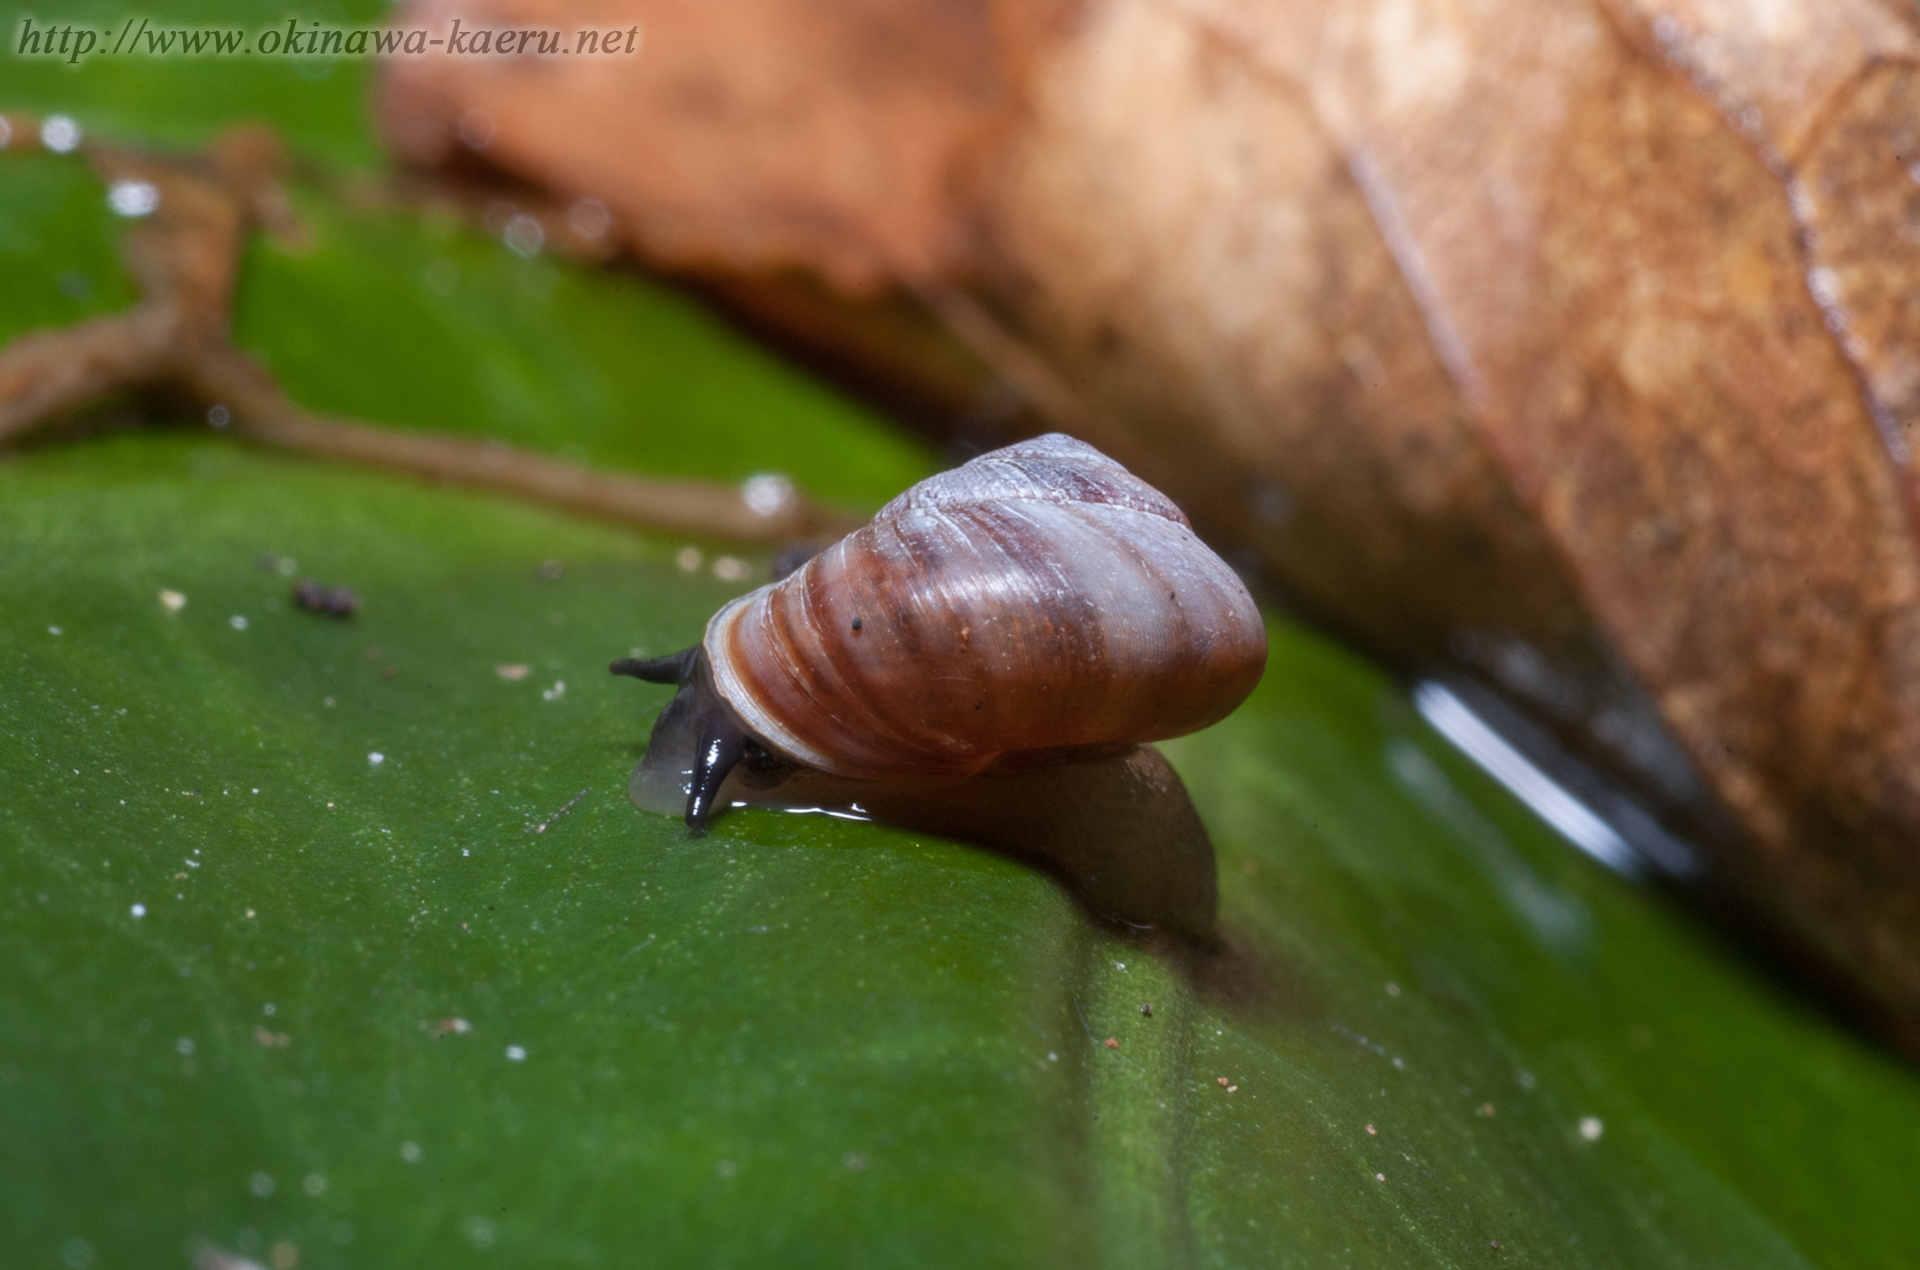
8 425 1920 1268
6 45 1920 1270
0 151 139 341
1 0 389 167
229 190 936 508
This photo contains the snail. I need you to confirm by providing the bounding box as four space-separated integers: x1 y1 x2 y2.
611 433 1267 940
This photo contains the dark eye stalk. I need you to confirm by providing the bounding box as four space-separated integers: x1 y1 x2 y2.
608 648 697 686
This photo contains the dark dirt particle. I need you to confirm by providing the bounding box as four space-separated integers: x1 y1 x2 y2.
293 580 361 618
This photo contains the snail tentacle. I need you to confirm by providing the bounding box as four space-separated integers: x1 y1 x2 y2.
685 706 749 834
610 647 698 685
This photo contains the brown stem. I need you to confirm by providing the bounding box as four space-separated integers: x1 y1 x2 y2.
192 346 855 539
0 308 180 443
0 116 860 545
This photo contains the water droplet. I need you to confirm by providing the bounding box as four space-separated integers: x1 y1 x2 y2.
503 213 545 258
457 109 496 150
568 197 612 240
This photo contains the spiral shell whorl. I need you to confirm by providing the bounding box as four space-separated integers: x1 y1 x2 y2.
705 434 1266 779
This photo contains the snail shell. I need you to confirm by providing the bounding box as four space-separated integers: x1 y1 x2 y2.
614 433 1267 829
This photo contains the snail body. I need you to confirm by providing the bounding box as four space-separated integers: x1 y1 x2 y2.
614 433 1267 834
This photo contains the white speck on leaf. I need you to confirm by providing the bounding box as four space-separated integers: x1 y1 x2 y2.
464 1215 498 1250
741 473 795 518
41 114 81 152
107 179 160 217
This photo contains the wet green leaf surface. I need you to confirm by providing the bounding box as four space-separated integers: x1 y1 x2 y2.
6 42 1920 1270
6 432 1920 1269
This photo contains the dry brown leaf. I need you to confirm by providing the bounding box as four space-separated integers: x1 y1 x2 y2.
379 0 1007 292
378 0 1920 1046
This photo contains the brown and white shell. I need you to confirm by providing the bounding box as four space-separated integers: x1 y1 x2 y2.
701 433 1267 778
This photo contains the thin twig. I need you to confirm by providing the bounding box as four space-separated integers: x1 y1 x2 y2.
0 115 860 543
